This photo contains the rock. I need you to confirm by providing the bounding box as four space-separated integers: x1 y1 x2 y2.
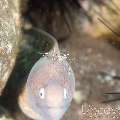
0 0 20 95
0 105 13 120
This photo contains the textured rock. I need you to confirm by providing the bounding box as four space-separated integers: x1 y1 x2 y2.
0 0 20 95
0 106 13 120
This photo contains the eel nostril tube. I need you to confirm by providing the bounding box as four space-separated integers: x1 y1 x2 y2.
18 28 75 120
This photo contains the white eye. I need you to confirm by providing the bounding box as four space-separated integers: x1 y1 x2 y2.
39 88 45 99
64 88 67 99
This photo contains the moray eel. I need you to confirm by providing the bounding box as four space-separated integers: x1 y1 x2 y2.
26 55 75 120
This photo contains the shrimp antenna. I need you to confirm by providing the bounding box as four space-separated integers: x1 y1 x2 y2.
103 92 120 103
98 17 120 37
97 0 120 37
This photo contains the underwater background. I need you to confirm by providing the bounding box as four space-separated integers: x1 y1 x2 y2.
0 0 120 120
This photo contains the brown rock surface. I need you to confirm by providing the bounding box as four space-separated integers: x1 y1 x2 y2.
0 0 20 95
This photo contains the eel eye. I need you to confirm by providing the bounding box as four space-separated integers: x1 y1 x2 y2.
39 88 45 99
64 88 67 99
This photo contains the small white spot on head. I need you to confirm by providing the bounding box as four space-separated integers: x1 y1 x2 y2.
39 88 45 99
64 88 67 99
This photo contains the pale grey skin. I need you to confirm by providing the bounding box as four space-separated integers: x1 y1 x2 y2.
26 55 75 120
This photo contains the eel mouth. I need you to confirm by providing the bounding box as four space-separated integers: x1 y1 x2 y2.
39 103 70 109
